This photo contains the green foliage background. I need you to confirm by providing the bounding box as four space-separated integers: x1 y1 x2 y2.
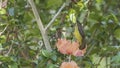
0 0 120 68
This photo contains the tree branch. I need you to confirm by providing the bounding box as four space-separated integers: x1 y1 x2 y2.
28 0 52 51
45 3 66 31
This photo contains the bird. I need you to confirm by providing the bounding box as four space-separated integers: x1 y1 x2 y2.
73 20 86 49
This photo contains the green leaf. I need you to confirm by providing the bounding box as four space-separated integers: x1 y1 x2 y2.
111 13 119 23
46 0 63 9
96 0 103 4
0 35 6 43
114 28 120 41
0 8 6 14
8 63 18 68
29 46 38 50
0 44 3 51
50 54 57 61
0 56 13 62
47 63 57 68
77 1 84 10
41 50 51 58
69 9 76 23
111 52 120 63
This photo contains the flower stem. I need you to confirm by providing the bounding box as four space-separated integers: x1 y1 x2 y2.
68 55 71 62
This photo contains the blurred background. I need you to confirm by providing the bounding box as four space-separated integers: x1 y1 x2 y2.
0 0 120 68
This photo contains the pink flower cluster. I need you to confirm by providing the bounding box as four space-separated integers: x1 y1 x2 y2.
60 61 79 68
56 38 86 56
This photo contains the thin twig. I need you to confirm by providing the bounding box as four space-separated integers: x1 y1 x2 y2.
45 3 66 31
84 29 97 57
82 0 91 25
85 43 95 57
28 0 52 51
5 43 13 56
106 57 108 68
68 55 71 62
0 24 8 36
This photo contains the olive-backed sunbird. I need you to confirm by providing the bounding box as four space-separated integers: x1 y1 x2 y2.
73 20 86 49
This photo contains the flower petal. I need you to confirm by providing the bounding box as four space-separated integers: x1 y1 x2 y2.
73 49 84 56
60 61 79 68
